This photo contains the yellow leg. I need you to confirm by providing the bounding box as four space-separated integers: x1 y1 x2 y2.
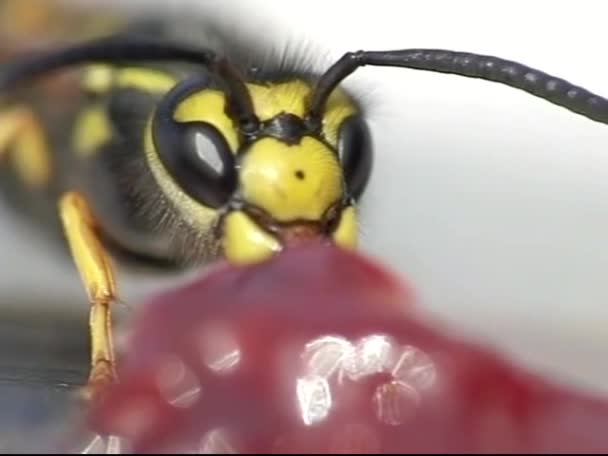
0 105 51 188
59 191 117 399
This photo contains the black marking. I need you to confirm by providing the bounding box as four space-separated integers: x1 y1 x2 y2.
248 112 315 146
295 170 305 180
107 87 158 140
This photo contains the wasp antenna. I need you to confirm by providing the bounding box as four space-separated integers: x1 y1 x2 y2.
309 49 608 126
0 36 214 90
308 51 364 120
213 58 260 133
0 35 259 130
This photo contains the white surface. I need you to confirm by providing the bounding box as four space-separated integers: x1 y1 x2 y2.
2 0 608 393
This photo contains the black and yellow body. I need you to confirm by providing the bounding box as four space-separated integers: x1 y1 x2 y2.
1 12 607 399
0 62 364 268
0 22 371 397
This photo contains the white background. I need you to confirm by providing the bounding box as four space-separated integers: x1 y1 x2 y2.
2 0 608 394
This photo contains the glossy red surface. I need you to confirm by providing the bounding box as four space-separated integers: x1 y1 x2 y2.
90 244 608 453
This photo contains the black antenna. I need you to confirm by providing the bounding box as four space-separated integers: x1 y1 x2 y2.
308 49 608 126
0 35 259 130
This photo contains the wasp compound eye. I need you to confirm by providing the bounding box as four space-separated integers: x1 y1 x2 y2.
338 115 373 200
152 77 238 208
153 119 237 209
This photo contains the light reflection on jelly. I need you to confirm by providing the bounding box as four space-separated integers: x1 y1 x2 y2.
198 429 238 454
303 335 352 378
344 334 394 381
105 435 124 454
170 385 203 409
80 434 128 454
196 321 242 375
80 435 104 454
373 380 421 426
296 375 333 426
207 350 241 374
298 333 437 428
392 345 437 390
155 356 202 408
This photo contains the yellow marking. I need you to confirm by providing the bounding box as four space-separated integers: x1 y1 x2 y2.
222 211 282 264
174 90 239 152
322 89 358 146
72 105 113 157
83 65 177 94
0 106 51 188
116 68 177 93
240 137 343 222
76 66 177 157
83 64 114 94
12 128 51 188
248 80 311 119
144 121 219 231
247 80 357 140
59 191 117 394
174 79 359 151
332 206 358 249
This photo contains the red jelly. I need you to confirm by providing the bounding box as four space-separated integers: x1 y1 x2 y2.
89 244 608 453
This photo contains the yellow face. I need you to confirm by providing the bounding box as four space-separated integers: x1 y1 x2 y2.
224 136 357 264
147 78 361 265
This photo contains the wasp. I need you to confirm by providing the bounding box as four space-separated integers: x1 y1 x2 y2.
0 10 606 400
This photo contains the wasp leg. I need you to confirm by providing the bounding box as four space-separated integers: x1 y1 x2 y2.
0 105 51 188
59 191 117 400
